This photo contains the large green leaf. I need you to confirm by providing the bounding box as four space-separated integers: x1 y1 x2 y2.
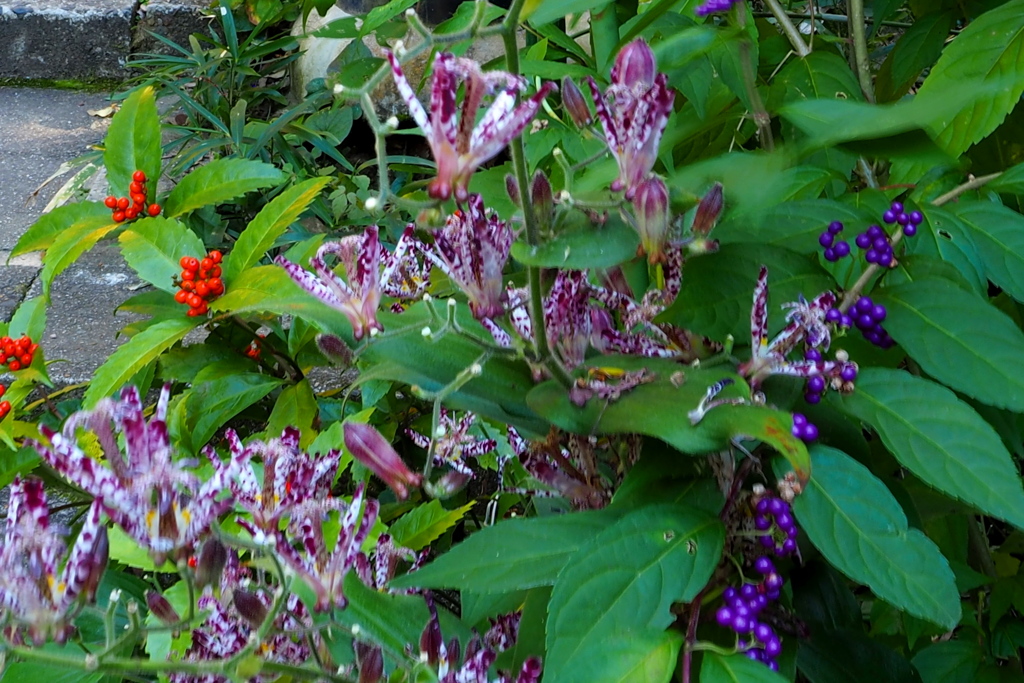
903 205 986 294
163 158 286 218
103 86 161 197
776 446 961 629
775 51 862 105
913 0 1024 156
877 278 1024 411
839 368 1024 529
510 212 639 270
658 243 832 342
40 218 120 298
388 499 475 551
701 652 788 683
716 200 873 253
911 641 983 683
183 372 283 452
9 296 47 342
12 201 111 257
951 201 1024 303
390 509 620 592
875 12 953 102
545 504 724 683
119 216 207 294
83 318 197 407
264 379 317 448
797 628 923 683
223 177 331 282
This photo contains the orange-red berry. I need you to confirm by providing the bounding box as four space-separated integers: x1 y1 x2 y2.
148 203 161 217
8 361 20 372
117 197 129 210
104 196 118 209
113 211 126 223
174 290 189 304
133 170 147 183
209 250 222 263
125 208 139 220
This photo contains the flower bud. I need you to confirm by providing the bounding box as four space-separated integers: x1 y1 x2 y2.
232 588 268 627
344 422 423 500
355 642 384 683
691 182 723 237
505 174 520 206
612 38 657 88
317 333 354 367
81 524 108 604
516 656 544 683
146 591 181 625
195 538 228 589
531 171 554 234
632 176 671 264
561 76 592 127
419 605 443 664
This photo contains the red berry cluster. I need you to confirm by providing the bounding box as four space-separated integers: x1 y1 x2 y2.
104 170 161 223
174 250 224 317
0 385 10 420
0 335 37 372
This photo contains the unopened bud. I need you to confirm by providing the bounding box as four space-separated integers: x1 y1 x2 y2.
611 38 657 88
317 333 355 367
561 76 592 128
355 642 384 683
195 538 228 589
691 182 723 237
82 524 108 603
505 174 521 206
345 422 423 500
232 588 269 627
146 591 181 625
419 596 443 664
632 176 671 264
530 171 553 234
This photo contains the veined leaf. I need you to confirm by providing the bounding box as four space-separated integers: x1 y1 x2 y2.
83 318 197 407
839 368 1024 529
545 504 724 683
775 51 862 104
264 380 317 448
9 297 47 342
776 446 961 629
903 206 986 294
183 372 283 452
716 200 874 253
119 216 207 294
104 86 161 197
40 218 120 299
875 12 953 102
525 0 610 27
951 201 1024 304
388 499 475 551
701 652 788 683
510 212 638 270
223 177 331 282
12 202 111 257
163 158 286 218
877 278 1024 411
990 162 1024 195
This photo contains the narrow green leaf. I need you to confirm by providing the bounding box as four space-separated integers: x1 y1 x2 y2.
877 278 1024 411
951 201 1024 303
163 158 286 218
776 446 961 629
12 202 111 257
545 504 724 683
839 368 1024 529
83 318 197 407
390 509 620 592
40 219 120 298
358 0 416 36
701 652 788 683
510 213 638 270
223 177 331 282
119 216 207 294
388 499 475 551
103 86 161 196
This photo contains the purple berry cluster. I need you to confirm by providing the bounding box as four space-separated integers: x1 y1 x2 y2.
755 495 799 557
715 556 786 671
850 296 895 348
852 202 923 268
818 221 851 262
695 0 742 15
791 413 817 443
883 202 924 236
801 348 857 404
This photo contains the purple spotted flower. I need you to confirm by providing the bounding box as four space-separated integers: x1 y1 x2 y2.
30 385 246 566
0 477 107 644
229 427 342 545
354 532 426 594
586 39 675 199
421 195 513 320
407 408 496 477
388 51 556 203
275 226 425 341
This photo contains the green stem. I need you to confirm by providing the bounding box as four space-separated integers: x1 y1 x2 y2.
763 0 811 57
753 10 915 29
847 0 875 102
736 3 774 152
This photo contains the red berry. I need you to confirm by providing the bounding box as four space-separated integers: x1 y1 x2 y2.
195 281 210 297
208 277 224 294
0 356 7 366
19 354 30 366
0 400 10 413
4 344 16 356
131 193 147 206
181 280 194 291
210 265 222 277
16 338 28 351
174 290 189 304
28 343 38 354
104 196 117 209
198 270 208 280
185 257 200 271
179 256 192 269
188 294 203 308
186 308 199 317
0 385 6 398
9 361 20 372
209 250 222 263
133 170 146 182
113 211 126 223
147 204 161 217
194 301 208 315
117 197 129 210
200 258 214 271
125 208 139 220
181 271 195 281
129 181 143 193
0 338 10 347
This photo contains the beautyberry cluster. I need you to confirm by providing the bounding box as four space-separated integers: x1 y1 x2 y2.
715 556 786 671
791 413 817 443
801 348 856 404
173 251 224 317
695 0 742 15
850 296 894 348
883 201 924 237
851 202 922 267
0 335 37 372
754 495 799 557
103 170 160 223
818 221 850 262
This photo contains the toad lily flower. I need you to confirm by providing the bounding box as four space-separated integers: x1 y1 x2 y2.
30 385 248 566
0 477 108 644
276 226 424 341
421 194 513 320
406 408 496 478
586 38 675 199
388 51 556 203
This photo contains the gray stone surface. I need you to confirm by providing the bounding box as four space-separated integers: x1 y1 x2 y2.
132 0 212 59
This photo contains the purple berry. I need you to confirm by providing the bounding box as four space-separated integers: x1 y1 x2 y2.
765 637 782 657
819 232 834 248
870 304 887 322
856 313 874 330
768 660 780 672
878 251 893 267
828 221 844 234
891 201 904 213
841 314 852 328
802 423 818 441
792 412 807 426
841 365 857 382
865 249 879 264
855 233 871 249
834 241 850 257
767 498 786 515
733 615 751 632
755 498 770 514
855 296 873 312
804 392 821 405
864 330 881 345
723 586 737 603
755 514 772 530
716 607 733 627
765 572 784 590
759 535 774 549
754 622 774 642
741 583 758 599
824 247 837 262
909 210 923 225
826 308 842 323
903 224 917 237
882 210 896 224
867 224 883 239
745 649 761 661
804 348 822 362
776 511 794 529
896 212 910 226
873 236 889 251
781 538 798 555
787 525 799 539
754 557 774 574
807 376 826 393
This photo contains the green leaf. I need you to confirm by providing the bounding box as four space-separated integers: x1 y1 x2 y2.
103 86 161 197
990 162 1024 195
83 318 197 407
950 201 1024 303
839 368 1024 529
876 12 953 102
183 372 283 452
913 0 1024 156
545 504 724 683
2 648 102 683
510 212 639 270
390 509 620 592
119 217 207 294
13 201 111 257
796 627 923 683
877 278 1024 411
9 296 46 341
163 158 286 218
40 218 120 298
775 51 862 105
525 0 609 27
658 243 832 341
388 499 475 551
700 652 788 683
108 524 174 572
717 200 873 253
776 446 961 629
903 205 987 294
911 641 983 683
357 0 416 37
223 177 331 282
264 379 317 447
